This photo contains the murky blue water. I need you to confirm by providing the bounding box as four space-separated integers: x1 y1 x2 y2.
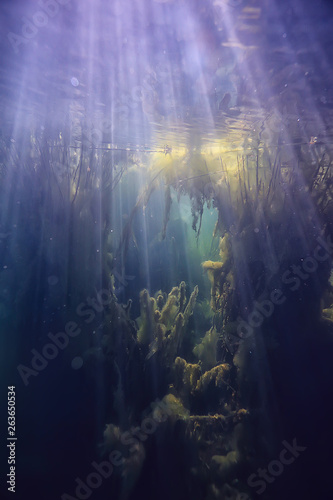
1 1 333 499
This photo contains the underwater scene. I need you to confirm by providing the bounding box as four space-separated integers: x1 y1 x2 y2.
1 0 333 499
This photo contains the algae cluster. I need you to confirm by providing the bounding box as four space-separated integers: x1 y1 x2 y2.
3 121 333 500
91 128 333 499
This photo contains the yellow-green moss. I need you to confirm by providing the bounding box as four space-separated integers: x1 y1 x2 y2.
193 327 219 372
174 356 202 399
137 289 156 344
211 450 239 479
137 282 199 363
196 363 231 392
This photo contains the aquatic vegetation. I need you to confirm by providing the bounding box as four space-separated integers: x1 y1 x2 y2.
174 355 233 402
136 281 198 364
4 123 333 500
136 289 157 344
124 136 333 499
2 0 333 497
174 357 202 404
96 271 253 499
159 286 180 329
193 327 219 372
211 450 240 481
195 297 214 320
196 363 232 393
153 393 190 422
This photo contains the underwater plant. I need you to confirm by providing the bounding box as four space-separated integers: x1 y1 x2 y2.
136 281 199 365
193 327 219 372
94 273 253 500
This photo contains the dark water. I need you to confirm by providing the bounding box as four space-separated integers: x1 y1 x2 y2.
1 0 333 499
